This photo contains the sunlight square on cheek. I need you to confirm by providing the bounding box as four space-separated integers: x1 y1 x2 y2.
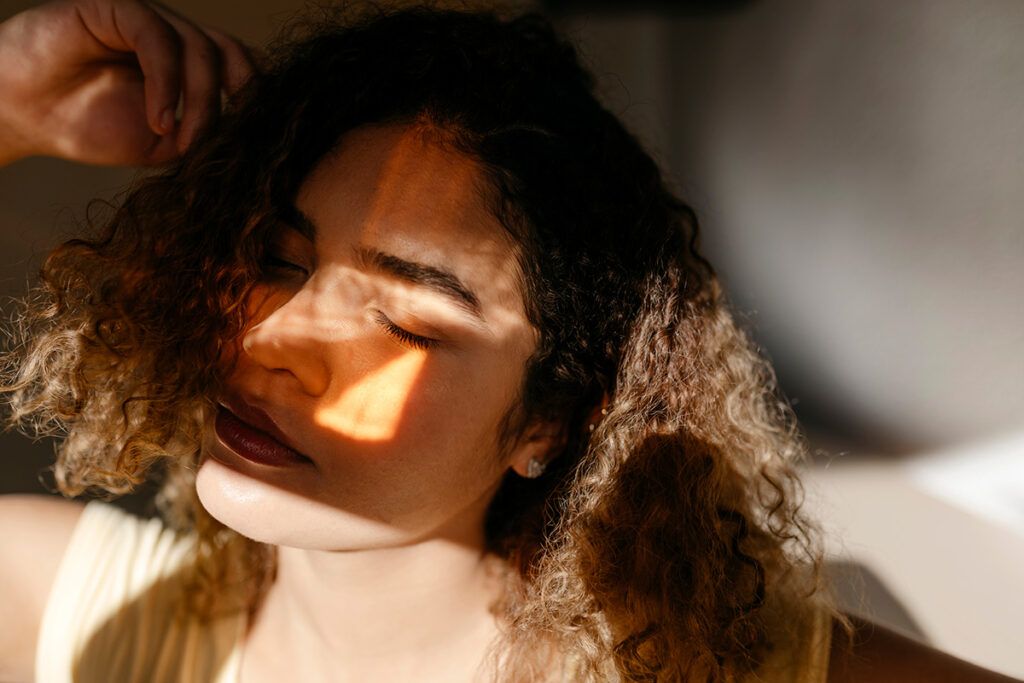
313 347 430 443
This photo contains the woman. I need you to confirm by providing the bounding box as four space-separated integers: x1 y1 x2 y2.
0 1 1016 682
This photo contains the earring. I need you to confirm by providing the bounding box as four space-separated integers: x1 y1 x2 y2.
587 395 611 432
525 457 547 479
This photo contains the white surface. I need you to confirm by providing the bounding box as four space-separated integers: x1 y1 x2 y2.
803 452 1024 679
905 430 1024 541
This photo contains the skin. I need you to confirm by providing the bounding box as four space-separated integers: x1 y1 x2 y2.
198 122 551 552
0 1 1020 682
828 616 1023 683
0 0 258 166
195 121 558 680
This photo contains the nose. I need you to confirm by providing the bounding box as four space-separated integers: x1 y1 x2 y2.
241 284 332 397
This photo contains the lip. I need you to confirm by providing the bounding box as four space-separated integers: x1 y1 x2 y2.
214 395 312 467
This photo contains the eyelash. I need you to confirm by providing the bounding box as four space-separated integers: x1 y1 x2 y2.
373 311 440 351
262 254 309 278
261 252 439 352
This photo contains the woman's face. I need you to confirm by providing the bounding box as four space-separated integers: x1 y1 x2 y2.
196 122 549 551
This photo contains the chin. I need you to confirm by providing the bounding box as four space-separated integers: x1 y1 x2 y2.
195 451 411 551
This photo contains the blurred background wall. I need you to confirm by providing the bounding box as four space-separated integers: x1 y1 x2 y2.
1 0 1021 676
565 0 1024 455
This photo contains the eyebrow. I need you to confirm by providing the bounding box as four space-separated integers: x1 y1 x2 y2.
279 204 487 325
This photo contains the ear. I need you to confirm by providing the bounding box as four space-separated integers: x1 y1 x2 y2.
507 419 566 478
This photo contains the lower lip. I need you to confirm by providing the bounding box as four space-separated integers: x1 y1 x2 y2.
214 405 311 468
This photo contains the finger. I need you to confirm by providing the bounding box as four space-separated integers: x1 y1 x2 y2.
140 129 181 166
76 0 183 135
177 30 223 153
148 7 223 154
200 26 258 96
246 43 272 74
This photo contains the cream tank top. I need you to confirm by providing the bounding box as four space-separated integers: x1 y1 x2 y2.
35 501 832 682
35 501 245 683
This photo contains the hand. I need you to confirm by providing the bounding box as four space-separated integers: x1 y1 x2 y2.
0 0 259 167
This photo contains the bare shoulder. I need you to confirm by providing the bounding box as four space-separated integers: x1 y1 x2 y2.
828 612 1022 683
0 493 87 683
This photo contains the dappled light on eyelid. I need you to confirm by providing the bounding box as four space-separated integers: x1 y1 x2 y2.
335 127 533 340
313 350 428 442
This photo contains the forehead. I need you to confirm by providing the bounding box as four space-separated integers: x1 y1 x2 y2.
295 123 527 320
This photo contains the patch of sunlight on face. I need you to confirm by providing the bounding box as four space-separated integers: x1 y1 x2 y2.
313 350 427 441
287 123 526 445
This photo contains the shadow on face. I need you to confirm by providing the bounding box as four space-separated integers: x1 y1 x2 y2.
195 122 552 553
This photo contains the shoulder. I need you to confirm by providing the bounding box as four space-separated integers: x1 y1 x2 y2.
3 495 207 683
0 493 87 683
827 613 1022 683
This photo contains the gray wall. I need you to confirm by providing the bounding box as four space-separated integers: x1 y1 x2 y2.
560 0 1024 455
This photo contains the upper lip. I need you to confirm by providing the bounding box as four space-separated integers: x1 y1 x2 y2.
217 391 311 461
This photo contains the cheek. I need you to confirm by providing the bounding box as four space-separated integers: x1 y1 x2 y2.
321 350 512 488
315 349 428 442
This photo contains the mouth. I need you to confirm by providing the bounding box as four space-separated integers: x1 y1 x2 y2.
214 402 313 468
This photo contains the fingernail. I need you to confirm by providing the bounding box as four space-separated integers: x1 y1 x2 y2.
160 109 176 133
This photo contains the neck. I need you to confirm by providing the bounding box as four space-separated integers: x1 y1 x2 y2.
243 520 507 681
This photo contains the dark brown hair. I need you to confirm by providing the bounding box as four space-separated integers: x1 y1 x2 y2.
0 3 847 680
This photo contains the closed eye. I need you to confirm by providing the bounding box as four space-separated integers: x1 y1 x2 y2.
373 311 440 351
262 253 309 278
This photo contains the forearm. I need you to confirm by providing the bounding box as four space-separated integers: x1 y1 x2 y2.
0 117 32 167
0 19 33 167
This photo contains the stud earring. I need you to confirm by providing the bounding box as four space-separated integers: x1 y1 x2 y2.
525 457 547 479
586 394 611 432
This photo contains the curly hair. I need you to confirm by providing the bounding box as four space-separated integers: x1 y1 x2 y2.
0 2 849 680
